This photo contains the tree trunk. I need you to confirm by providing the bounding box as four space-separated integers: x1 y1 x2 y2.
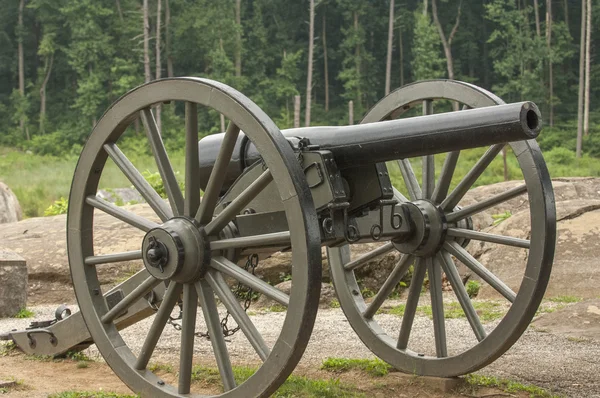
322 13 329 112
235 0 242 78
385 0 394 95
18 0 28 140
294 95 301 128
423 0 428 15
116 0 124 22
166 0 173 77
533 0 541 37
563 0 569 32
354 11 361 109
156 0 162 133
305 0 314 127
220 114 225 132
399 25 404 87
546 0 553 126
576 0 586 157
39 53 54 134
583 0 592 136
143 0 151 83
431 0 461 82
348 101 354 125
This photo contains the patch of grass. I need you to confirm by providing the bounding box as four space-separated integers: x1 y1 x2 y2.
191 365 362 396
13 308 34 318
321 357 392 377
466 280 481 298
492 210 512 226
268 304 287 312
0 341 17 356
547 296 582 304
466 374 560 397
148 362 174 373
329 299 341 309
76 361 89 369
567 336 587 343
25 354 54 362
65 351 92 362
381 301 505 322
48 392 139 398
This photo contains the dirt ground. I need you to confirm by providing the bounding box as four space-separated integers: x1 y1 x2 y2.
0 350 544 398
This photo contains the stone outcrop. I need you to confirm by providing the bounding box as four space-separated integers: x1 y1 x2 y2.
0 250 27 317
0 182 22 224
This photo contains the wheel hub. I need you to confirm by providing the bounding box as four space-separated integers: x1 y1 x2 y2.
393 200 447 256
142 217 210 283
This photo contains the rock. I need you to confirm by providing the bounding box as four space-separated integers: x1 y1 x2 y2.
255 281 337 309
97 188 145 205
532 299 600 341
0 182 22 224
0 250 28 317
253 252 292 285
472 198 600 299
0 203 159 294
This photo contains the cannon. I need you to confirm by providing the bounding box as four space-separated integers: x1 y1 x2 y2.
3 78 555 397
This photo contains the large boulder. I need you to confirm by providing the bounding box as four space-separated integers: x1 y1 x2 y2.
0 250 27 317
0 203 158 300
0 182 22 224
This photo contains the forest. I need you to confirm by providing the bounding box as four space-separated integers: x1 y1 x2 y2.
0 0 599 217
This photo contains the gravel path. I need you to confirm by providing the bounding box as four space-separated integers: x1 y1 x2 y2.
2 303 599 397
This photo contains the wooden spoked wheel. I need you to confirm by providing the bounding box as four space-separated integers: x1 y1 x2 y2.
328 80 556 377
67 78 321 397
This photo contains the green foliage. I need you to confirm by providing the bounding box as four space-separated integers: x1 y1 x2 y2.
466 280 481 298
0 341 17 356
466 374 560 397
44 197 69 216
321 357 392 377
383 301 506 322
48 392 138 398
547 295 582 304
411 11 445 81
492 210 512 226
191 364 362 396
13 308 34 318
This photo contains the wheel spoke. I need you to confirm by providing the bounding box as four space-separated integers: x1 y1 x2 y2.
196 280 236 392
444 241 516 302
447 228 530 249
427 257 447 358
135 282 183 370
178 283 198 394
437 252 486 342
397 258 426 350
85 250 142 266
210 256 289 306
445 184 528 223
422 100 435 200
101 275 161 324
204 169 273 236
344 242 395 271
86 196 158 232
206 270 270 361
184 102 201 217
441 144 504 211
140 107 185 216
431 151 460 204
398 159 422 200
363 254 413 319
211 231 291 251
104 143 173 221
195 122 241 225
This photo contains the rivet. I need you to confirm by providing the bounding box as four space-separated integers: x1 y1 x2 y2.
157 380 165 386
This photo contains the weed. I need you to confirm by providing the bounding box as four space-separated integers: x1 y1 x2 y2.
491 210 512 226
66 351 92 362
13 308 34 318
48 392 139 398
44 197 69 216
148 363 174 373
0 341 17 356
268 304 287 313
380 301 505 322
547 296 582 304
466 280 481 298
321 357 392 377
329 299 341 309
466 374 560 397
76 361 89 369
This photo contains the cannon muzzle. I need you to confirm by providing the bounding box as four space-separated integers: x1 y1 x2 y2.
197 101 541 191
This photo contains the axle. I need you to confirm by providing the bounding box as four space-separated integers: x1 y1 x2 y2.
197 101 541 192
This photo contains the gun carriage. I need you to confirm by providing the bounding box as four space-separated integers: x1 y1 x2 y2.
2 78 555 397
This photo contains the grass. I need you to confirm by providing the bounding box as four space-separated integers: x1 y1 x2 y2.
321 357 392 377
0 147 184 218
329 299 341 308
382 301 506 322
191 365 363 397
13 308 34 318
48 393 139 398
148 362 175 373
466 374 561 397
0 341 17 356
0 378 25 394
546 296 583 304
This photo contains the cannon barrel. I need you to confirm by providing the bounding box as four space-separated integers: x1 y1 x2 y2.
198 101 541 191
